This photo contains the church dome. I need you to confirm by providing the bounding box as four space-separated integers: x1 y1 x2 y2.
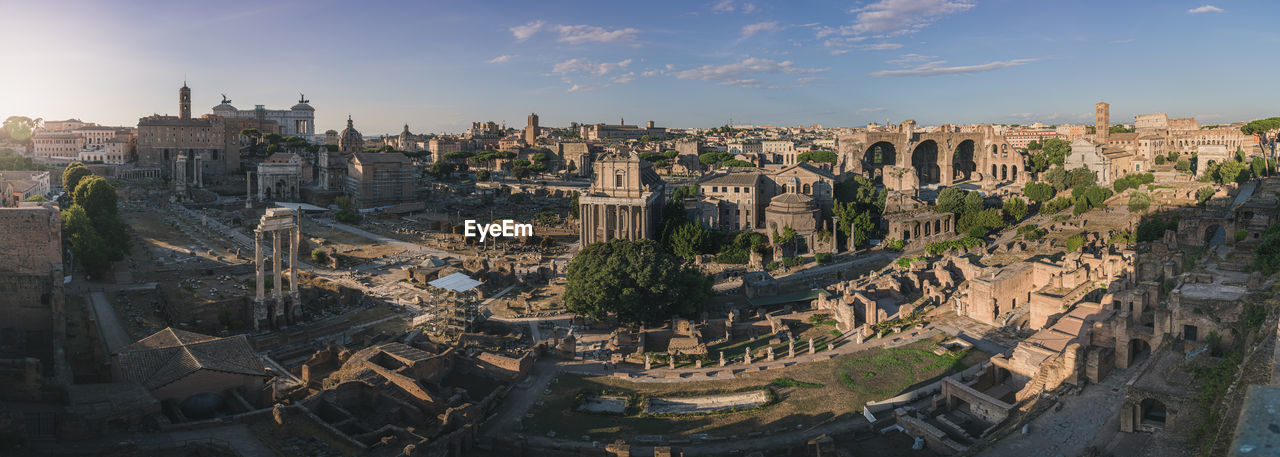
768 193 817 212
212 102 237 113
291 102 314 111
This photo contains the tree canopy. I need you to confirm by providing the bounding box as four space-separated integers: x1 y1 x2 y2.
796 150 837 164
564 239 712 325
1241 117 1280 135
63 162 92 195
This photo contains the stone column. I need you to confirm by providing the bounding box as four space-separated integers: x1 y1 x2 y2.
273 230 283 306
744 346 751 365
719 351 725 367
254 230 265 300
644 353 651 370
788 340 795 358
246 171 253 208
767 347 775 361
669 355 675 370
809 338 815 354
289 219 300 319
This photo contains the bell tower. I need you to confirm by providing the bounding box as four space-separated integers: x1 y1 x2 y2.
1095 101 1109 144
179 82 192 120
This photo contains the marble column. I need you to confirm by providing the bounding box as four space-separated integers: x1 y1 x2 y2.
272 231 283 307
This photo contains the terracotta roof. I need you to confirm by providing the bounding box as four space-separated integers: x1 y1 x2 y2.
116 328 267 390
353 152 411 164
700 172 763 187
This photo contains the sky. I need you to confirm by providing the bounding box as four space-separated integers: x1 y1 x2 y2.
0 0 1276 135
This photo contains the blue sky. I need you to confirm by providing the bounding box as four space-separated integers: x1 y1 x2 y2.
0 0 1274 134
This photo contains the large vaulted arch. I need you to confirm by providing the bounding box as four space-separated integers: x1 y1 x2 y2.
862 141 897 182
911 140 941 185
952 139 976 182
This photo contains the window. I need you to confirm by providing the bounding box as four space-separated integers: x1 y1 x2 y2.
615 172 624 188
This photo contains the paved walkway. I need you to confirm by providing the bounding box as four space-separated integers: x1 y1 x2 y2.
327 220 459 259
981 363 1139 457
31 424 273 457
87 291 131 353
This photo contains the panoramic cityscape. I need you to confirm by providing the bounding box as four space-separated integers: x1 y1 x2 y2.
2 1 1280 456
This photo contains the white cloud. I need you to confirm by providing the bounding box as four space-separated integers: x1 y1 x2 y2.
840 0 975 36
553 58 633 76
486 55 516 64
1188 5 1223 14
859 42 903 51
858 107 886 113
741 21 782 37
870 58 1036 77
612 72 636 84
887 53 937 65
675 57 824 83
829 49 852 55
713 0 757 14
796 76 825 84
555 25 639 44
510 21 544 41
567 84 596 93
1109 38 1134 44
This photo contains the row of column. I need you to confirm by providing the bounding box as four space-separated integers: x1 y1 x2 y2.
580 202 649 245
253 224 301 331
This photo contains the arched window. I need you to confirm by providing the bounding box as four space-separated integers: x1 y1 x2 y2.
802 183 811 194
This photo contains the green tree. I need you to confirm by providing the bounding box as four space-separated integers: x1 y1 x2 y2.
1196 186 1216 206
24 195 48 202
936 187 967 215
796 150 838 164
73 176 118 219
1217 160 1249 184
1003 197 1027 222
667 222 711 261
1023 181 1054 203
1241 117 1280 135
1252 157 1268 178
564 239 712 325
720 159 756 168
569 191 580 218
1175 159 1192 173
1067 167 1097 189
1065 234 1085 252
1044 166 1068 192
1128 191 1152 213
2 116 34 143
1041 138 1071 166
311 249 329 264
62 205 112 276
512 164 530 182
62 162 92 195
1253 223 1280 274
428 161 456 178
963 191 985 215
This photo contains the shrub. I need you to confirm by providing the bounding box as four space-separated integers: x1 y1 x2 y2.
1154 155 1166 165
311 249 329 264
1128 192 1152 213
882 238 905 251
925 237 983 256
1196 186 1216 206
781 256 800 267
1065 234 1085 252
815 252 833 264
1234 229 1248 242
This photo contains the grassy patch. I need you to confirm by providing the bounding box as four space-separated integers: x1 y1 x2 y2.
771 377 824 388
